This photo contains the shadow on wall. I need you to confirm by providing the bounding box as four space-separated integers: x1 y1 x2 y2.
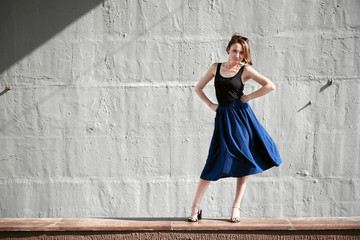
0 0 189 135
0 0 103 75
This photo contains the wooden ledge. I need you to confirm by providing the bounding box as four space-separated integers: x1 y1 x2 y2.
0 217 359 232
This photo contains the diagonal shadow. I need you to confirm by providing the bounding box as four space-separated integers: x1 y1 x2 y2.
0 86 11 97
72 1 188 84
0 1 189 133
0 0 103 75
297 101 312 112
319 80 332 93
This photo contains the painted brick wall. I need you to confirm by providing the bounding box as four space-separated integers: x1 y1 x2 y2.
0 0 359 218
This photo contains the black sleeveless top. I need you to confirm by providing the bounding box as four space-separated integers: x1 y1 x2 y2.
215 62 245 104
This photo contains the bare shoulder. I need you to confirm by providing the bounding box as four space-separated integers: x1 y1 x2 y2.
242 65 272 86
208 62 218 77
242 65 256 83
243 65 256 74
196 62 219 89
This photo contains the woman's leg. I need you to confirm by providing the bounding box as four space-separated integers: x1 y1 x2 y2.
192 179 211 207
189 179 211 218
231 176 249 220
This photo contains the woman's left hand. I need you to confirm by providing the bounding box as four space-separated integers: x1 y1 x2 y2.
240 95 249 103
209 102 219 112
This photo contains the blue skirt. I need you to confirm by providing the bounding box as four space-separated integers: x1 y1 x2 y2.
200 99 282 181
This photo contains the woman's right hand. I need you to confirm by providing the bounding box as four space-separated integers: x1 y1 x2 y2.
240 95 250 103
209 103 219 112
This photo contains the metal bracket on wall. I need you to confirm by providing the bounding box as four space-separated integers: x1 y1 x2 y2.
320 79 333 92
297 100 312 112
298 79 334 112
0 86 12 97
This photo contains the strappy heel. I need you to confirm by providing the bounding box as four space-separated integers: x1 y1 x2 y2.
188 206 202 222
230 207 241 223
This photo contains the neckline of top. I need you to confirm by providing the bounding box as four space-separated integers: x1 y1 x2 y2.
218 62 245 79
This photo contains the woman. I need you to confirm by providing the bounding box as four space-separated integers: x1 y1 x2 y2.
188 34 282 223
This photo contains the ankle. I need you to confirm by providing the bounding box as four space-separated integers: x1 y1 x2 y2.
191 206 201 214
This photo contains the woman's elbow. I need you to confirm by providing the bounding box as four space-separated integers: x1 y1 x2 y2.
268 82 276 91
195 85 202 93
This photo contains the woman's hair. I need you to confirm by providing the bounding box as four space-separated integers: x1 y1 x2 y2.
226 34 252 65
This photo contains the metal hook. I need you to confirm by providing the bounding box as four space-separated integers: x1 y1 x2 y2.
297 100 312 112
0 86 12 97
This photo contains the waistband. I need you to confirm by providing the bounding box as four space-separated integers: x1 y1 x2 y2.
218 98 249 109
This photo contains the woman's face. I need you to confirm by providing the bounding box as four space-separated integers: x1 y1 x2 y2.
228 43 244 63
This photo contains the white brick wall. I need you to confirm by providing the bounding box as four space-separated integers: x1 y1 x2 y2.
0 0 359 217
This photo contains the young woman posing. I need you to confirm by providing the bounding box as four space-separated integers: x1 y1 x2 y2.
188 34 282 222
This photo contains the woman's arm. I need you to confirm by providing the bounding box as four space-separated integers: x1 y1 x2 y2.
195 63 218 112
240 66 275 103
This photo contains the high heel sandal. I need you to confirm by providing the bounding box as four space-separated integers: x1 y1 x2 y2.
188 206 202 222
230 207 241 223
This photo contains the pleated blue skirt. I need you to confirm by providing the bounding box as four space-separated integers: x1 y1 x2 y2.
200 99 282 181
